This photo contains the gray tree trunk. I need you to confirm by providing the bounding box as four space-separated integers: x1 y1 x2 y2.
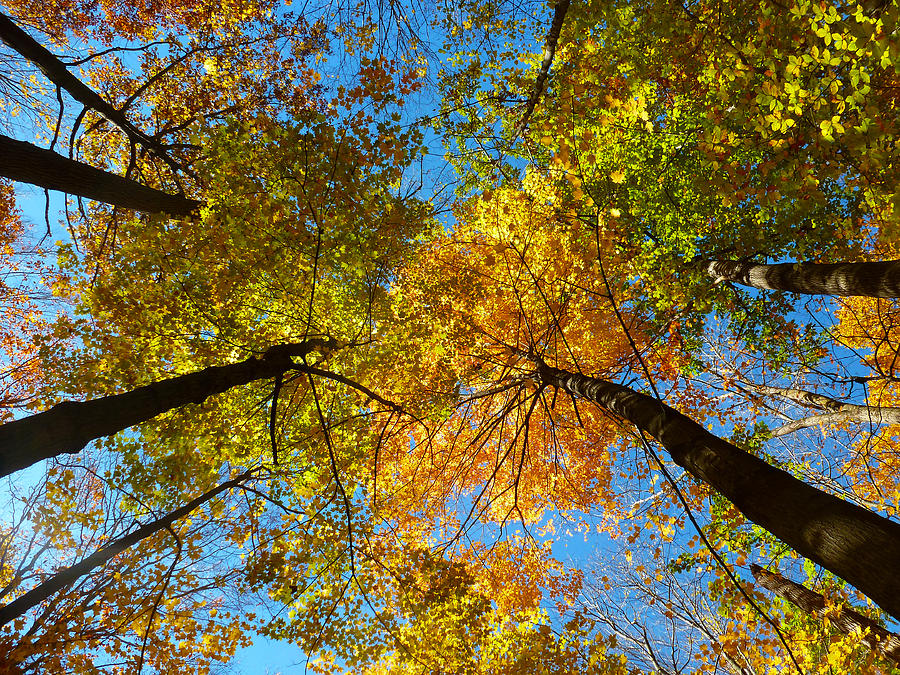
707 259 900 297
742 382 900 437
751 563 900 666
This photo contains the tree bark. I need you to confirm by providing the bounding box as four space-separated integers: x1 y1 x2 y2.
0 339 337 477
742 382 900 437
0 134 201 215
533 361 900 621
0 468 255 628
707 259 900 297
510 0 571 140
750 564 900 666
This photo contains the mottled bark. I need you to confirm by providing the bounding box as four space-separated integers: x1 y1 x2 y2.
0 339 336 477
0 134 201 215
0 469 254 628
750 564 900 666
707 259 900 297
746 383 900 437
534 362 900 621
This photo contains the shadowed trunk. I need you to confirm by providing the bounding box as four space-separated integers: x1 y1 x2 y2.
510 0 571 140
534 361 900 621
0 339 336 477
0 469 255 628
0 134 201 215
707 259 900 297
0 11 174 161
751 564 900 666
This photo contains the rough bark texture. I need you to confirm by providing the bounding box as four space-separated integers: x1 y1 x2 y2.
0 134 200 215
534 362 900 621
707 259 900 297
750 564 900 666
0 469 254 628
0 339 336 477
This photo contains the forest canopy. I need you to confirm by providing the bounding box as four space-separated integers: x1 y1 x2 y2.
1 0 900 672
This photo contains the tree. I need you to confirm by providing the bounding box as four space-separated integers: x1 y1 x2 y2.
0 4 325 221
0 30 437 670
707 259 900 298
0 133 201 215
0 338 339 477
579 544 758 675
0 467 255 628
8 0 900 669
0 12 199 212
0 11 179 166
750 563 900 667
531 359 900 619
0 455 273 672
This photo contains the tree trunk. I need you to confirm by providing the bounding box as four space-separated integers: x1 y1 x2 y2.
707 259 900 297
0 11 171 160
0 468 255 628
750 564 900 666
767 407 900 438
533 361 900 621
510 0 571 140
0 134 201 216
740 382 900 437
0 339 336 477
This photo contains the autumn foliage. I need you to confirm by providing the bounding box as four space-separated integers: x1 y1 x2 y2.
3 0 900 673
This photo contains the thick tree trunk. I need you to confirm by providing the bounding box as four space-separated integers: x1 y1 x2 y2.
0 468 254 628
534 362 900 621
0 134 201 215
750 564 900 666
0 339 336 477
707 259 900 297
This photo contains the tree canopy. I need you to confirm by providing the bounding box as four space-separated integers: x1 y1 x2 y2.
2 0 900 672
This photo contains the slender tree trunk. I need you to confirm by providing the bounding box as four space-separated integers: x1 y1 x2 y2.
742 382 900 437
0 11 172 161
0 134 201 216
707 259 900 297
0 469 255 628
510 0 571 140
534 361 900 621
750 564 900 666
0 339 336 477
